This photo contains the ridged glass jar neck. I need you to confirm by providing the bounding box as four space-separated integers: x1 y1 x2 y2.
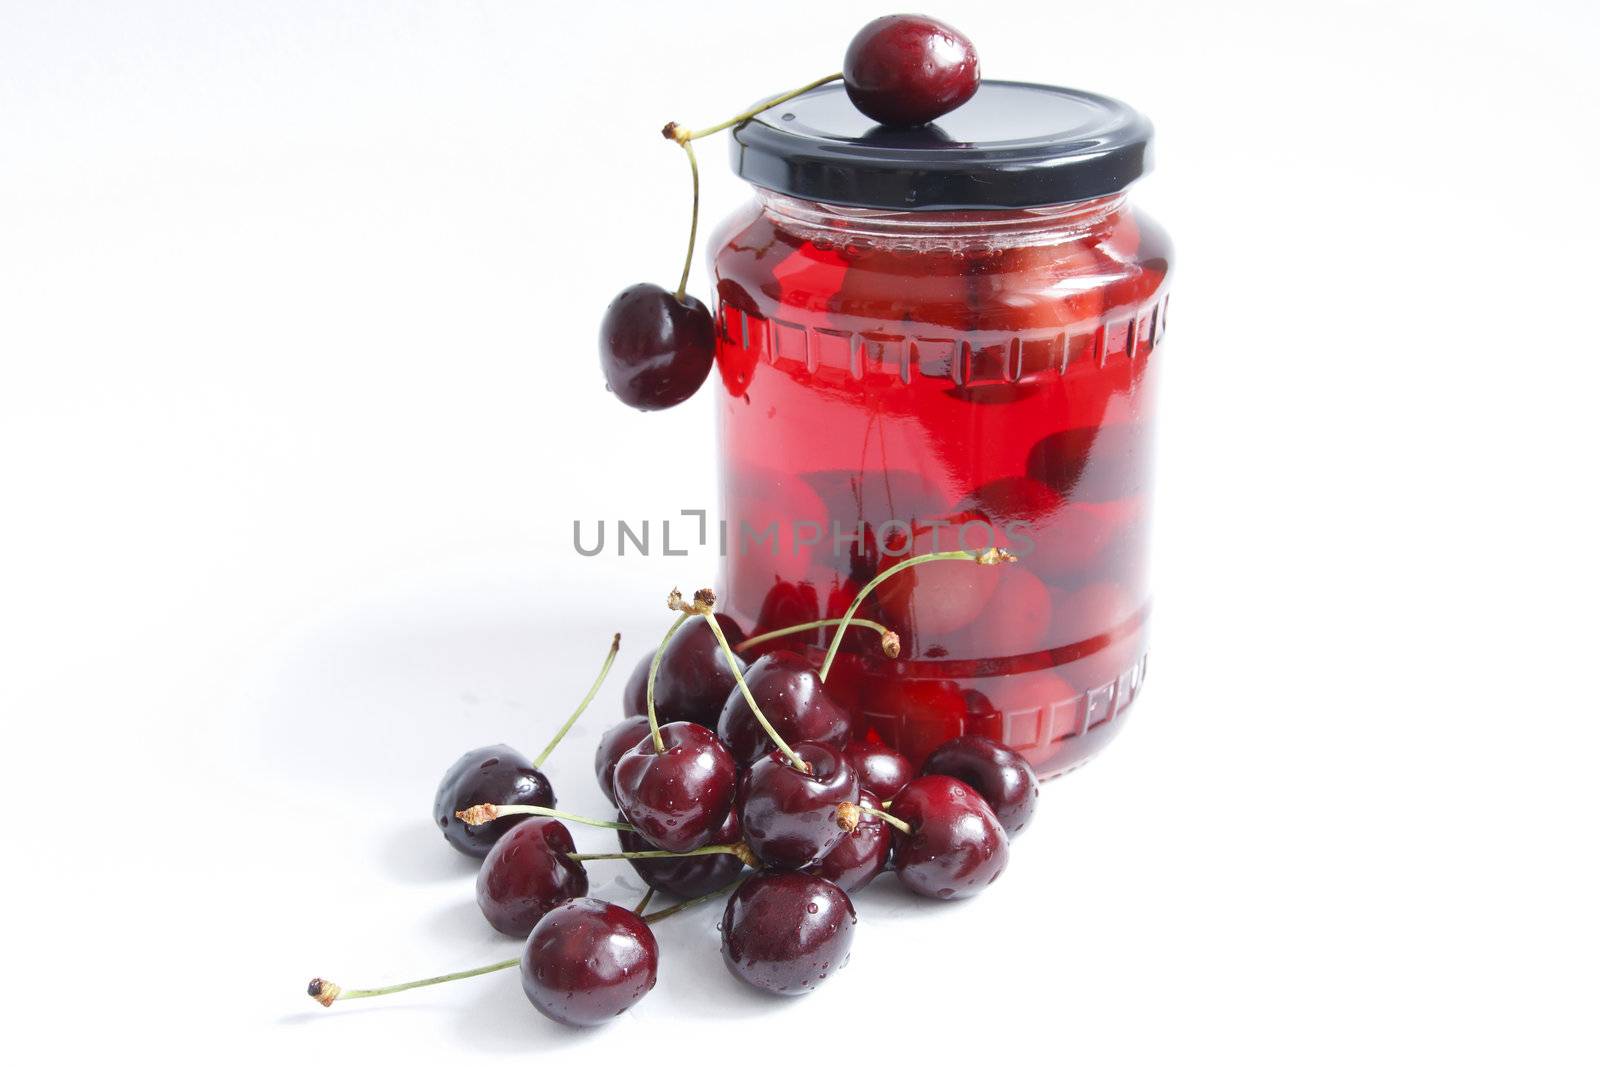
755 189 1128 250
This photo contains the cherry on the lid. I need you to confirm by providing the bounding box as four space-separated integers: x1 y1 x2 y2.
842 14 980 127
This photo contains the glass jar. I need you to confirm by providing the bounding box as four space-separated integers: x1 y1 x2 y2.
709 82 1171 776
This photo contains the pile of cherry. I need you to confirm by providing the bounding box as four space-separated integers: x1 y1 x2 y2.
308 569 1040 1027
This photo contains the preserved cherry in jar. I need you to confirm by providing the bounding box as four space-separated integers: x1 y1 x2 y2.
711 82 1171 776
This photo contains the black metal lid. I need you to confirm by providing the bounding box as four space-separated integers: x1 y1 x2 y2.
729 80 1152 211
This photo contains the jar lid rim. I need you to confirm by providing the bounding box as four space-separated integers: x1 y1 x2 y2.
729 80 1152 211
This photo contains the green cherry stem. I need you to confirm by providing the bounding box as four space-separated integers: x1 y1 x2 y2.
664 73 844 144
818 547 1016 684
455 803 631 833
735 617 901 658
674 140 700 303
533 632 621 768
568 840 757 865
307 962 516 1007
646 595 695 755
660 72 840 305
633 887 656 915
641 876 748 925
682 588 807 772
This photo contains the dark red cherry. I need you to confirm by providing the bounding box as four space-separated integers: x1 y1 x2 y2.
738 741 858 870
842 14 980 127
805 789 890 893
621 614 748 729
890 775 1009 900
475 818 587 937
718 650 852 765
923 736 1040 837
842 739 914 802
599 283 714 411
617 805 746 898
612 721 737 852
720 872 856 996
433 744 553 859
521 898 658 1026
594 718 653 806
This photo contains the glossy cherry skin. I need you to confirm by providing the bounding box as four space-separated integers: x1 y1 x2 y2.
718 651 852 765
805 789 890 893
599 282 714 411
594 718 653 806
890 774 1009 899
842 14 980 126
612 722 737 852
521 898 658 1026
738 741 858 870
617 805 746 898
842 739 914 802
475 818 587 937
433 744 554 859
922 736 1040 837
720 872 856 996
621 614 747 729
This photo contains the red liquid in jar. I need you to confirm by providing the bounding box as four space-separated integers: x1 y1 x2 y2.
711 193 1171 777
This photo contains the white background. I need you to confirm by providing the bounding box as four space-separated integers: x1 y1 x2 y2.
3 1 1597 1063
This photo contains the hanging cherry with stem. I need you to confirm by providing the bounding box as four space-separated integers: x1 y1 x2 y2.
601 15 982 412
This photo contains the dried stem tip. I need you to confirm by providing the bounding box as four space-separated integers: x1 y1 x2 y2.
835 802 861 833
693 587 716 612
667 587 687 612
977 547 1018 566
730 840 760 869
881 630 902 658
455 803 499 827
307 978 341 1007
